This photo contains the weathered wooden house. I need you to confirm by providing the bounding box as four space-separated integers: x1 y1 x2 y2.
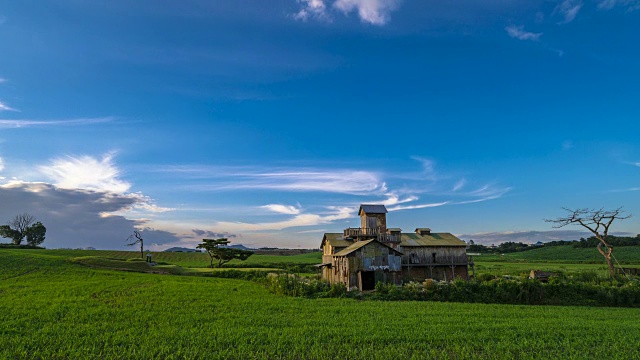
319 204 468 290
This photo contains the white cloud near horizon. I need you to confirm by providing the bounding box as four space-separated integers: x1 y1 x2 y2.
555 0 583 23
505 25 542 41
0 117 114 128
0 156 3 172
38 152 131 193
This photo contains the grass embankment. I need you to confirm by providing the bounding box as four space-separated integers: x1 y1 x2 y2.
1 249 640 359
33 249 322 269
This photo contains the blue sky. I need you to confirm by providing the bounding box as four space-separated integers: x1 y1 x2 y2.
0 0 639 250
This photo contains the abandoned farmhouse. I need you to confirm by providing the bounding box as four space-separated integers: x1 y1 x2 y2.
319 204 469 291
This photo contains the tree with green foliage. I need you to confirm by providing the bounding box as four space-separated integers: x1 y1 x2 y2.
196 238 254 268
0 213 45 246
546 207 631 277
25 222 47 246
0 225 21 244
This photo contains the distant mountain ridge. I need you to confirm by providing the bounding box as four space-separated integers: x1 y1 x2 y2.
164 244 254 252
164 247 198 252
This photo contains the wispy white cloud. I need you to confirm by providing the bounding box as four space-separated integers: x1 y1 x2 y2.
294 0 329 22
120 193 174 213
0 156 4 172
381 192 418 206
597 0 640 11
213 206 353 231
261 203 302 215
0 101 18 112
505 25 542 41
452 178 466 192
464 184 511 199
387 201 450 211
0 78 6 83
555 0 583 23
0 117 114 128
152 158 510 234
176 167 386 195
293 0 400 26
38 152 131 194
333 0 401 25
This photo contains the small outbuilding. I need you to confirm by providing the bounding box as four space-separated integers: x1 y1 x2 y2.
329 239 403 291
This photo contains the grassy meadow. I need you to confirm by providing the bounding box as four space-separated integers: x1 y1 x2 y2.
1 248 640 359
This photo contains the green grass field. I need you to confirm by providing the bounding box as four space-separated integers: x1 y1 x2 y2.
477 245 640 264
2 249 640 359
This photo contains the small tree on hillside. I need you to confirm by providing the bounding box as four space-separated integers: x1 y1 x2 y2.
0 213 44 246
126 230 145 259
546 207 631 277
25 222 47 246
196 238 254 268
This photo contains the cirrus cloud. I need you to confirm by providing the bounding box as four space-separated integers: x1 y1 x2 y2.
505 25 542 41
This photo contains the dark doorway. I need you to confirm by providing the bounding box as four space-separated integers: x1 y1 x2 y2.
359 271 376 291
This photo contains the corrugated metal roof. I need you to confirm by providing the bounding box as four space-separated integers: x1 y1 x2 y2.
333 239 375 256
333 239 403 257
400 232 466 247
322 231 466 248
321 233 354 248
358 204 388 215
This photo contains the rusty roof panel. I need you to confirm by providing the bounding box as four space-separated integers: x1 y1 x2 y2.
333 239 403 257
399 232 466 247
321 233 354 248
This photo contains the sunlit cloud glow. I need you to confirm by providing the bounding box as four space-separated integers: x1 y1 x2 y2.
38 152 131 193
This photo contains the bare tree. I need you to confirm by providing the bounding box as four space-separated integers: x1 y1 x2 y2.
126 230 145 259
546 207 631 277
9 214 36 237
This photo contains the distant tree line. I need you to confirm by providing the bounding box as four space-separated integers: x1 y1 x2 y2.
466 234 640 254
466 240 537 253
550 235 640 249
